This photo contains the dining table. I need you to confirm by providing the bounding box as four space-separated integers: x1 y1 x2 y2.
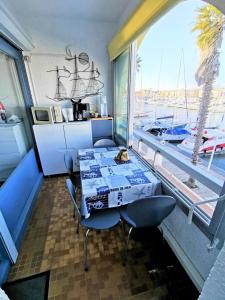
78 147 161 218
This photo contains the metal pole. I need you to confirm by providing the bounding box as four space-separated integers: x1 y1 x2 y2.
182 49 189 122
207 141 217 171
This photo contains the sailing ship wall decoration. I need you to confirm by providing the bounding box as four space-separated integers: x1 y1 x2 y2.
46 66 71 101
46 47 104 104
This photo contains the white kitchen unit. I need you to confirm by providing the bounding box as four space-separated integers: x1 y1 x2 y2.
0 122 28 181
33 121 93 175
33 124 67 176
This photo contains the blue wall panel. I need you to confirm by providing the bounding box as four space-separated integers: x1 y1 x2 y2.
0 149 43 285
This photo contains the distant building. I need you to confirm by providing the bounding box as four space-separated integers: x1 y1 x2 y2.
135 87 225 106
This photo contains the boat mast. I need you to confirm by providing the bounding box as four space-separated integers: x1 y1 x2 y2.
155 51 164 119
175 51 182 128
56 66 60 99
182 49 189 122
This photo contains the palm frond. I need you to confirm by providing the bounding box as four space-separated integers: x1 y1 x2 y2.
192 4 225 50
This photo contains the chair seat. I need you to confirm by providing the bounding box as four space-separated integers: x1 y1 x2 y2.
120 196 176 228
119 206 137 228
81 208 120 230
93 139 116 148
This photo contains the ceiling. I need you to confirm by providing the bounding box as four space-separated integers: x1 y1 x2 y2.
6 0 132 22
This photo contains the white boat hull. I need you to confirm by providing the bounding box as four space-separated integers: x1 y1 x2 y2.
178 129 225 154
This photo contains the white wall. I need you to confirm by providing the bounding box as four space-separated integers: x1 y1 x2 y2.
22 16 117 115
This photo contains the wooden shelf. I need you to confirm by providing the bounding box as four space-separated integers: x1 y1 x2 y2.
91 117 113 120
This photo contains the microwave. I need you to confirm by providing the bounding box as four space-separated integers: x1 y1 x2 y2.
31 106 63 124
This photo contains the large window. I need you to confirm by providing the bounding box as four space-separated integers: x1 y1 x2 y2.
114 1 225 243
0 37 33 183
132 0 225 222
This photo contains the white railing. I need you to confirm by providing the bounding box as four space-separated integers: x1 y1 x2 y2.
133 128 224 195
188 195 225 225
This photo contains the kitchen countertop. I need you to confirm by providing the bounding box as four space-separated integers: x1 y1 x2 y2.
91 117 113 120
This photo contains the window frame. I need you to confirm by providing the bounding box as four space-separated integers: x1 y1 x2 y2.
113 46 134 146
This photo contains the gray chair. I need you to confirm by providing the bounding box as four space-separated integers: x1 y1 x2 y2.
64 152 74 180
66 179 121 271
93 138 116 148
120 196 176 264
64 151 81 187
64 152 81 219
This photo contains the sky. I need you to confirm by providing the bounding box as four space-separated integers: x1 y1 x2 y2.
136 0 225 91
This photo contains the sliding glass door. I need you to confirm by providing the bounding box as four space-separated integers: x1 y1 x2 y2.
0 37 34 183
114 48 130 144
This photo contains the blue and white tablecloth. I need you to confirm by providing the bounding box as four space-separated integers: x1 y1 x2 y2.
78 147 161 218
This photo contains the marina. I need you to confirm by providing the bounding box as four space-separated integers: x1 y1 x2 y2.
134 100 225 172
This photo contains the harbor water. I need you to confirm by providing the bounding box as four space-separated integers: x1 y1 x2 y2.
134 102 225 173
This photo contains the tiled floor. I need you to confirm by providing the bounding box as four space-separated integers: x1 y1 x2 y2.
7 176 199 300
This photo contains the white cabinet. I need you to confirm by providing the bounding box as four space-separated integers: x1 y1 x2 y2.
33 124 67 176
33 121 93 175
0 122 28 181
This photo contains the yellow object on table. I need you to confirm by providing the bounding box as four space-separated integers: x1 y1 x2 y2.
115 149 129 162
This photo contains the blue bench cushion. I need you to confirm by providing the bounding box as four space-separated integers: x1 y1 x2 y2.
0 149 43 286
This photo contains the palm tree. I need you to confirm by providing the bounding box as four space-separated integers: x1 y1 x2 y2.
136 54 142 73
191 4 225 165
136 54 143 99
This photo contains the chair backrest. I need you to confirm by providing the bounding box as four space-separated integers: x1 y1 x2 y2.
94 138 116 148
127 196 176 228
66 179 81 218
64 152 73 175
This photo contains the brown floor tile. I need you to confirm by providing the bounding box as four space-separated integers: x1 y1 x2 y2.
7 176 168 300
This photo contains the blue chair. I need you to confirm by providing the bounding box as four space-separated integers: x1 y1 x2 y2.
64 152 73 177
120 196 176 264
93 138 116 148
66 179 121 271
64 151 81 186
64 152 80 219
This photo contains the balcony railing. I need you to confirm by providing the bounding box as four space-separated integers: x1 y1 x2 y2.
132 128 225 222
